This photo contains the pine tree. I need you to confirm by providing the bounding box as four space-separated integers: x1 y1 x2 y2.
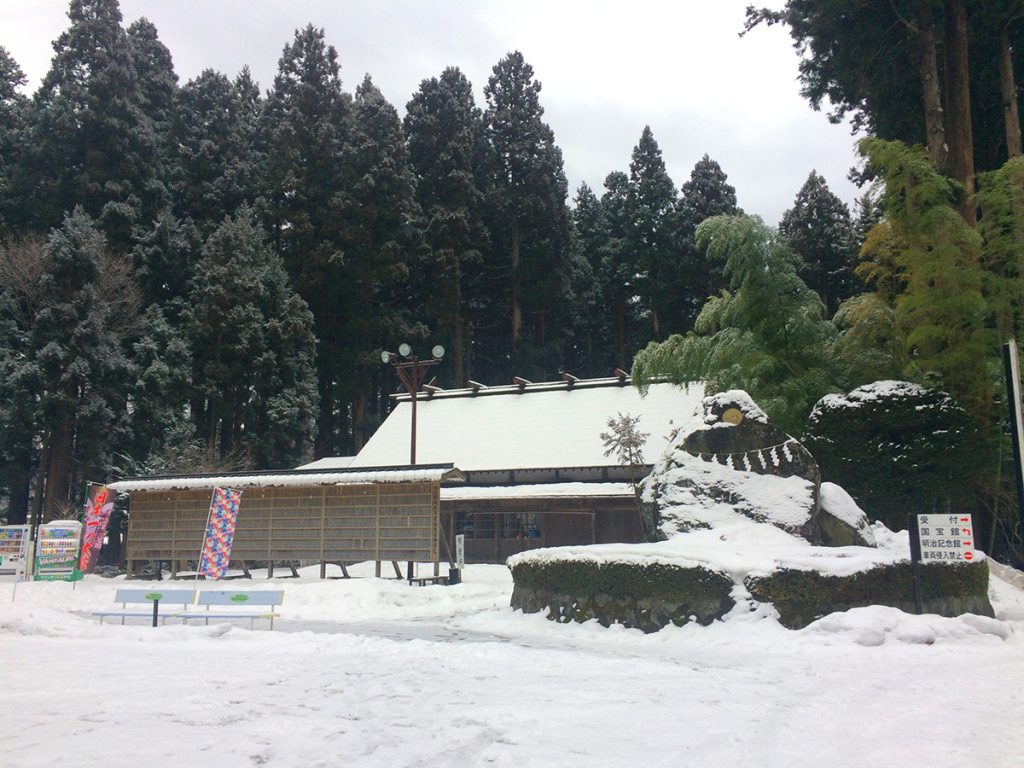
565 183 607 375
28 208 140 521
171 69 264 233
126 17 176 197
599 171 643 369
673 155 739 332
779 170 857 318
404 67 488 386
626 126 677 339
482 51 572 379
19 0 162 251
334 75 423 451
262 25 349 456
0 48 27 237
188 208 317 467
131 209 201 319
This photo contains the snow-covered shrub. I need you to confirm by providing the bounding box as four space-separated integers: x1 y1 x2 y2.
804 381 984 531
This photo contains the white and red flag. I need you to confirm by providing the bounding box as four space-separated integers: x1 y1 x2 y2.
79 484 114 573
198 487 242 580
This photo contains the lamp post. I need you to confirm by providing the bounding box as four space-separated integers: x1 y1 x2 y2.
381 343 445 465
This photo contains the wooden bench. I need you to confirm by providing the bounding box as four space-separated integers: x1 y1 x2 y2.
93 588 196 626
409 574 449 587
176 590 284 630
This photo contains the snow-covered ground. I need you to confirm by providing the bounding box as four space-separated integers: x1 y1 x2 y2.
2 561 1023 768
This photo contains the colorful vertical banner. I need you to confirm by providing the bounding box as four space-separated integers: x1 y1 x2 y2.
197 487 242 580
79 484 114 573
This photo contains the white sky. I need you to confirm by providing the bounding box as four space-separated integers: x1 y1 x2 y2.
1 0 864 225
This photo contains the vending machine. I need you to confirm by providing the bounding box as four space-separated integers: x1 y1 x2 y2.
34 521 84 582
0 525 30 579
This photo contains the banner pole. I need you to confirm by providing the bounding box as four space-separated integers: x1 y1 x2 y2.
195 488 218 587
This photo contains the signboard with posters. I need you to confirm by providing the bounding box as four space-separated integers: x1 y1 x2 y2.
0 525 30 578
34 521 84 581
916 513 975 563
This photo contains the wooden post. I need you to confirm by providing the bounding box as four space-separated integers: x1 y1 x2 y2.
319 486 327 579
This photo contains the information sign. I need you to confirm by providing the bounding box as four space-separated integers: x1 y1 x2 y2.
0 525 30 578
917 513 975 563
455 534 465 571
35 521 84 581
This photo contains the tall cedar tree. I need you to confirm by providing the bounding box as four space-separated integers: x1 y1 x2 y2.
0 48 27 237
599 171 643 369
633 214 838 435
673 155 739 332
335 75 423 451
404 67 489 386
482 51 572 380
19 0 163 251
262 25 350 457
171 68 264 234
626 126 677 339
27 209 140 521
131 210 201 319
745 2 1024 223
188 208 317 467
126 18 177 197
565 183 607 376
779 170 858 318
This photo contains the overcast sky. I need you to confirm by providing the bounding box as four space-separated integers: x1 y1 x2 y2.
1 0 864 225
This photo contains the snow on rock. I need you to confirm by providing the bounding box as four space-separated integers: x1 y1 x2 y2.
812 380 928 414
819 481 877 547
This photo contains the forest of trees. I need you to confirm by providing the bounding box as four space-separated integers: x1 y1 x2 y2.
2 0 1023 563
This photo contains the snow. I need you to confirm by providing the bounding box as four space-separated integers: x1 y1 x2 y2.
1 560 1023 768
813 380 927 413
820 481 877 545
349 380 704 472
295 456 355 470
108 466 460 493
441 482 634 500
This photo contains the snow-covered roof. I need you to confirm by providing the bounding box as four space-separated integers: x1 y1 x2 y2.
109 464 463 493
440 482 634 501
349 378 703 472
296 456 355 470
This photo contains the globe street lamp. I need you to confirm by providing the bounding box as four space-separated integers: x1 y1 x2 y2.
381 344 445 464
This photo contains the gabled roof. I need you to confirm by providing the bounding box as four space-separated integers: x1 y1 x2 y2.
349 378 703 473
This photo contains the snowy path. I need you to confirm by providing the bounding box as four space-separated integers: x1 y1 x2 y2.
2 565 1023 767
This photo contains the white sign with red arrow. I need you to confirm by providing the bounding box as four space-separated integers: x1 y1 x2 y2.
917 513 975 563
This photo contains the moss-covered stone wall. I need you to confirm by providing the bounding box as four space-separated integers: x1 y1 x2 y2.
745 560 993 629
509 559 735 633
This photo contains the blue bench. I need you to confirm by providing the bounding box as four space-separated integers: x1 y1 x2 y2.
176 590 284 630
93 588 196 626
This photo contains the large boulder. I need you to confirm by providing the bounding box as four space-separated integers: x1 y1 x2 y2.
818 482 876 547
648 390 823 543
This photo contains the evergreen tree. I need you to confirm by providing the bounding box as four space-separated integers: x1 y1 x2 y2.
126 17 176 194
779 170 857 317
482 51 572 379
131 209 201 318
858 138 990 414
18 0 162 251
335 75 423 450
565 183 608 375
263 25 349 456
633 214 838 435
626 126 677 339
599 171 644 369
0 48 27 237
188 208 317 467
673 155 739 332
171 69 264 233
404 66 488 386
27 209 140 521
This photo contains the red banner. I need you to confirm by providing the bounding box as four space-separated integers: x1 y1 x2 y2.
79 484 113 573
